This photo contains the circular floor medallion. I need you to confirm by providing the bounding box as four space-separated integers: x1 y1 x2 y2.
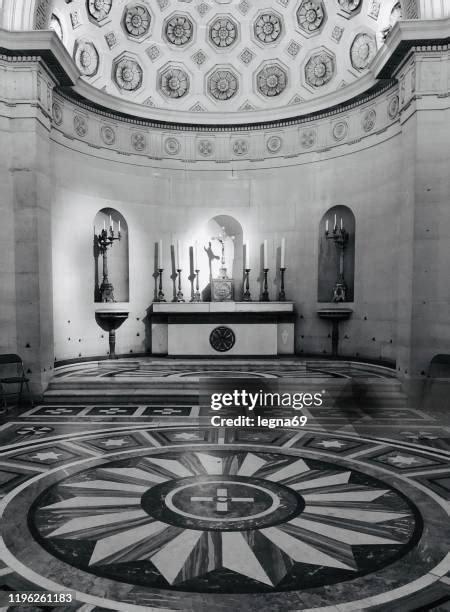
142 475 304 530
27 448 421 593
3 426 449 610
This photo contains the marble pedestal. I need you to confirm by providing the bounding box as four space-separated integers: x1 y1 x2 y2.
150 302 295 356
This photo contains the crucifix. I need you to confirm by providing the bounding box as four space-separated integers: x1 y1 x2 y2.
211 226 235 279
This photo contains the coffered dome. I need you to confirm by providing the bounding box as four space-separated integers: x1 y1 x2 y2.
48 0 402 119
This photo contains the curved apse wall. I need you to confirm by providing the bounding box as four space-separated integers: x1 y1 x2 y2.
51 79 403 364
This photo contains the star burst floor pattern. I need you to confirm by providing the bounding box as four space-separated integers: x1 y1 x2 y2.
29 449 420 593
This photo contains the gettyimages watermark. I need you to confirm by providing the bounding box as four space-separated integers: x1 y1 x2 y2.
210 389 323 411
199 378 329 429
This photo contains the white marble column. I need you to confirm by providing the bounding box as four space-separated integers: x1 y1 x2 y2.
0 55 56 395
394 44 450 402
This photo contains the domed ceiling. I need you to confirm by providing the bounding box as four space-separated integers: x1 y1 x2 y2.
49 0 402 116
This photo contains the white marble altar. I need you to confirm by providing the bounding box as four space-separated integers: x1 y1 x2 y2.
151 302 295 357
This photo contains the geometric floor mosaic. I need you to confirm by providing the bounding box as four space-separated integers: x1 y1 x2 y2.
0 421 449 610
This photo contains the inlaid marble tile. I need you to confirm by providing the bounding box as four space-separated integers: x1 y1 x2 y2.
85 406 140 416
368 449 448 472
143 406 192 416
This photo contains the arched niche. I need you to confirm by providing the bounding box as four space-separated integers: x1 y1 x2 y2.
201 215 244 300
93 208 129 303
318 206 355 303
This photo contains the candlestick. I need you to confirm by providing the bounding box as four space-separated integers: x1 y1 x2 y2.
194 269 201 302
263 240 268 269
261 268 269 302
158 240 163 268
325 219 329 233
188 274 195 301
281 237 286 269
279 267 287 301
157 268 166 302
245 241 250 270
176 269 185 302
243 268 251 301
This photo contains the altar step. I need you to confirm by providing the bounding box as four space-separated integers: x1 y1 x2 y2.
43 378 408 408
53 358 397 376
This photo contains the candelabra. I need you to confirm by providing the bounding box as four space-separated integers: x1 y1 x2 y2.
279 267 287 301
157 269 166 302
96 226 121 303
243 269 251 301
194 269 201 302
176 269 185 302
261 268 270 302
326 222 349 302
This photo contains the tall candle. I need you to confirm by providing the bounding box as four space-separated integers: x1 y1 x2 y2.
109 214 112 228
340 217 343 229
118 219 121 233
263 240 268 269
103 219 106 230
334 214 337 229
176 240 180 269
325 219 329 232
111 219 114 232
158 240 163 268
245 241 250 269
281 237 286 268
194 241 198 269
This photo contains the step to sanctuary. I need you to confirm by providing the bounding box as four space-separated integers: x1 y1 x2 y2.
43 358 407 409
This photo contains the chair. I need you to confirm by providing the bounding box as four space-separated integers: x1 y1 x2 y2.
0 354 33 410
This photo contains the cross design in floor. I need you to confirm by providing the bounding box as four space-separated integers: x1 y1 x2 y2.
96 408 132 415
42 408 75 415
190 486 254 512
15 426 54 437
153 408 183 415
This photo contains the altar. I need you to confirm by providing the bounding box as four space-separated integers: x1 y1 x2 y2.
150 302 295 357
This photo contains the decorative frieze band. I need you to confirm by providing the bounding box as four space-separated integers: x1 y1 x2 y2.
49 81 403 164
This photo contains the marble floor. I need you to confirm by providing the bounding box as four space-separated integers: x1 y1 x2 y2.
0 361 449 611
